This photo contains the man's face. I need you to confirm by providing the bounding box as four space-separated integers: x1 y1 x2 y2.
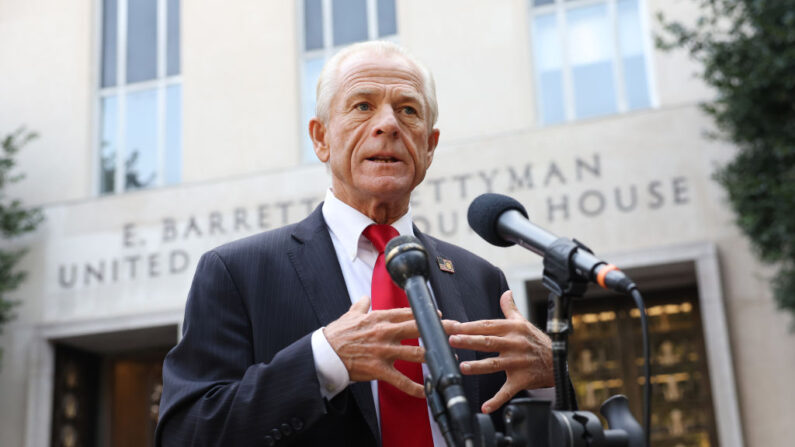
310 52 440 212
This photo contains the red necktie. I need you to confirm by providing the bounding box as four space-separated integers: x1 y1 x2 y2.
363 224 433 447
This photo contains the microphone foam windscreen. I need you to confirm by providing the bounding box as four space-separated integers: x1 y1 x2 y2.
385 234 429 285
467 193 529 247
385 234 422 257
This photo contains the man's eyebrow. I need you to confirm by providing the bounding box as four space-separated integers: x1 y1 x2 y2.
394 91 423 104
344 88 422 103
345 88 378 100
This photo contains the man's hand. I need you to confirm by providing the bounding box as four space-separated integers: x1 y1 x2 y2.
323 296 428 398
448 290 554 414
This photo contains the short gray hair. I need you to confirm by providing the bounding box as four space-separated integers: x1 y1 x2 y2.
315 41 438 127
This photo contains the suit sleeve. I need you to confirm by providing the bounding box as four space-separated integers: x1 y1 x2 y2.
155 251 329 446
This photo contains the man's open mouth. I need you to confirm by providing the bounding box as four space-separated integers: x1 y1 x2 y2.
367 156 399 163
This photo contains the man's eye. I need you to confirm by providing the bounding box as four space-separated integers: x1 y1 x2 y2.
402 106 417 115
356 103 370 111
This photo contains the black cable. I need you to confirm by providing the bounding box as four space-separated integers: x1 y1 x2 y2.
630 288 651 447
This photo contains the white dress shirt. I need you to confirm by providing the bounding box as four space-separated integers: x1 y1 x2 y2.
310 188 554 445
311 188 451 445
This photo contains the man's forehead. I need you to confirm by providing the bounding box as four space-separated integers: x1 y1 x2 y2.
336 52 424 90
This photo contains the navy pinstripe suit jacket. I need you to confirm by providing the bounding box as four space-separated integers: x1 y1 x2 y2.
155 205 511 446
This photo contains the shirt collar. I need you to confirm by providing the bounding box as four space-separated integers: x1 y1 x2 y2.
322 189 414 262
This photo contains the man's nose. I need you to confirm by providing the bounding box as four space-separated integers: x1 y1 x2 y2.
372 107 399 138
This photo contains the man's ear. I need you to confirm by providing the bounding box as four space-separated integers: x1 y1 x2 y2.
426 128 440 164
309 118 330 162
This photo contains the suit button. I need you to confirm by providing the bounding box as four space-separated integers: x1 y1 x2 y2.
290 417 304 431
264 436 275 446
270 429 283 441
280 423 293 437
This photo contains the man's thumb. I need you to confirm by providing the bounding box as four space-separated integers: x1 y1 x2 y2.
352 295 371 313
500 290 521 319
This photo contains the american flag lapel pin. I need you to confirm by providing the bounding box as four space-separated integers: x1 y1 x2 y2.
436 256 455 273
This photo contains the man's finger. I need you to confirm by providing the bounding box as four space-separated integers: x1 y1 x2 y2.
374 307 417 322
448 334 511 352
441 319 459 334
381 368 425 399
450 319 514 336
458 356 524 375
499 290 523 320
390 320 421 339
387 344 426 363
481 382 519 414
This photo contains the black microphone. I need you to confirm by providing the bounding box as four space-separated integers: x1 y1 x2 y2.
385 235 474 446
467 193 636 293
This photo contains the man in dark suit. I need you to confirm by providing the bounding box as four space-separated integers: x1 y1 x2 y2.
156 41 554 446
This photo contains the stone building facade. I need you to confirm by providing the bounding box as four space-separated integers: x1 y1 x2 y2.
1 1 792 445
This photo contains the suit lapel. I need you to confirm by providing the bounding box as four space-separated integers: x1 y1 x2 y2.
287 206 380 442
415 228 481 414
287 207 352 327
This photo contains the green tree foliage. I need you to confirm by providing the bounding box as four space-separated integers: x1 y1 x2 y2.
0 128 44 359
657 0 795 321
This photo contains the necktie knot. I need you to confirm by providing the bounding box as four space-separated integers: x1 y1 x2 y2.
363 224 399 253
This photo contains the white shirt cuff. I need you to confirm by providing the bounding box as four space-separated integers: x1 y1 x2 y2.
311 327 350 400
527 386 556 406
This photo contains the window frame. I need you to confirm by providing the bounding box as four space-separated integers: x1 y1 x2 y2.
297 0 399 163
94 0 182 196
528 0 658 125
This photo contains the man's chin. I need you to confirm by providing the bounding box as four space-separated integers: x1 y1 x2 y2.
351 180 416 204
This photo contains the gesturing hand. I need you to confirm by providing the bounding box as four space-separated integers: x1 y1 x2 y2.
448 290 554 414
323 296 428 398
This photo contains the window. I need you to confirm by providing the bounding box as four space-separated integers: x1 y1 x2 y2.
529 0 653 125
99 0 181 195
300 0 398 162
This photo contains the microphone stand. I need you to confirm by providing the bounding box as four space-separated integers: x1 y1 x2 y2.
385 236 476 447
426 375 459 447
403 274 474 447
541 238 591 411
